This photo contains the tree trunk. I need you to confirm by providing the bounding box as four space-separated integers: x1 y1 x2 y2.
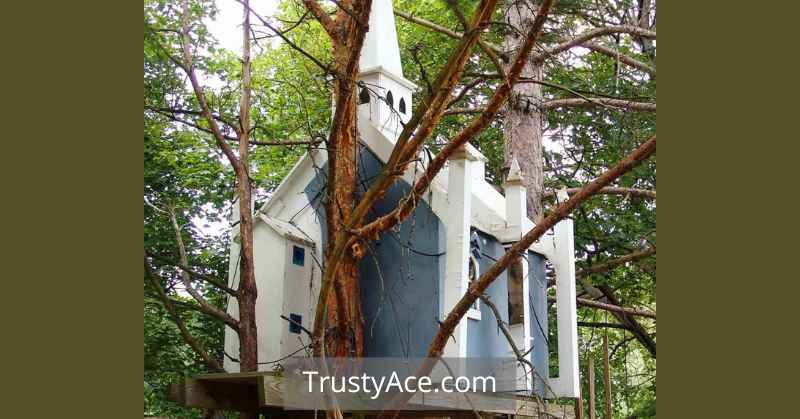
502 0 545 222
236 0 259 373
323 44 365 358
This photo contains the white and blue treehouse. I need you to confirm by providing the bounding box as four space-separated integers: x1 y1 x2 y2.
224 0 579 398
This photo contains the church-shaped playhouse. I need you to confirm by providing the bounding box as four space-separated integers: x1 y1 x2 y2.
223 0 580 398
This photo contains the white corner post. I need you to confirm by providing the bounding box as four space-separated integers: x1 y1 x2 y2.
442 146 477 358
547 188 580 397
503 159 534 389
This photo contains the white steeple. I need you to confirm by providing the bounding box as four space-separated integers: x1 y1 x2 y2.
359 0 404 78
357 0 417 141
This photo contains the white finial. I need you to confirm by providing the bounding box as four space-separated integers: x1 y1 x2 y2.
556 187 570 203
505 158 525 185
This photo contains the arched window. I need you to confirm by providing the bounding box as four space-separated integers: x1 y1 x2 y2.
399 97 407 114
386 90 394 109
358 87 370 105
465 254 483 319
468 255 480 311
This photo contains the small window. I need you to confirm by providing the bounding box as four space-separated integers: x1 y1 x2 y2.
292 245 305 266
289 313 302 334
358 87 370 104
386 90 394 109
399 97 407 114
468 255 480 312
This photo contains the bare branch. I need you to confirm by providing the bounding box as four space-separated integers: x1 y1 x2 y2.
533 25 656 63
446 96 656 116
395 10 465 41
565 296 656 319
540 97 656 112
395 10 656 76
479 294 552 395
543 186 656 200
576 246 656 278
442 107 487 116
578 321 631 330
582 41 656 76
145 257 225 372
180 0 242 170
145 250 238 296
235 0 333 74
147 107 321 147
599 285 656 357
303 0 340 40
165 206 240 331
144 106 238 131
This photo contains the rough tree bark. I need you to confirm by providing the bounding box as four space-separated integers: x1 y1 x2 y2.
302 0 375 359
502 0 546 223
234 0 259 373
179 0 260 375
324 40 364 358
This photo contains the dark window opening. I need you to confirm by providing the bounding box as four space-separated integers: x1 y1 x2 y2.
289 313 302 334
386 90 394 109
358 87 370 104
292 245 305 266
507 256 524 325
469 255 480 311
399 97 407 114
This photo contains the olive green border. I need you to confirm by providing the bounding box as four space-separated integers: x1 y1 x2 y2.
6 0 796 418
4 0 143 417
658 2 797 418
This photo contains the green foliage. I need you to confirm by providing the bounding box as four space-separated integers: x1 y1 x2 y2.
144 0 656 417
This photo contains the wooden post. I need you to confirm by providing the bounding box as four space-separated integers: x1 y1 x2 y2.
588 356 596 419
603 334 612 419
443 145 476 358
575 351 584 419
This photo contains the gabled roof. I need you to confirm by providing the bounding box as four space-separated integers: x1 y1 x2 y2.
257 214 314 247
257 113 536 243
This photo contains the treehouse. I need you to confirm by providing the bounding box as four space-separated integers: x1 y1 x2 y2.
223 0 579 399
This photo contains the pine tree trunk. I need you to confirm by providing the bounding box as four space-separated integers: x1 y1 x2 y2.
503 0 545 222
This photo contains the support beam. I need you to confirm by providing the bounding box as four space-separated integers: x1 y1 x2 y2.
550 189 580 397
603 334 612 419
504 158 533 390
588 356 596 419
442 145 477 357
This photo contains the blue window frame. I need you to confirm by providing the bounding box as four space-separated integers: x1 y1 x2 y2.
292 245 305 266
289 313 302 334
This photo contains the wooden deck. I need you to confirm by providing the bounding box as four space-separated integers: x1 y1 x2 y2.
169 371 576 418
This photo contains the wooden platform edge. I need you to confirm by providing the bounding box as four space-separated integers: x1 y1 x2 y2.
168 372 576 418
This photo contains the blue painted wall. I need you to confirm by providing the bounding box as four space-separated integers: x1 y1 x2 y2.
303 145 548 367
466 232 511 358
528 251 549 396
304 147 442 357
356 148 443 357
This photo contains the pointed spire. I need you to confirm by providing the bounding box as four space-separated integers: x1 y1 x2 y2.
359 0 404 78
504 158 525 186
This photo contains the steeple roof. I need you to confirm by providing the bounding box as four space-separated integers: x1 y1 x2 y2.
359 0 404 78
